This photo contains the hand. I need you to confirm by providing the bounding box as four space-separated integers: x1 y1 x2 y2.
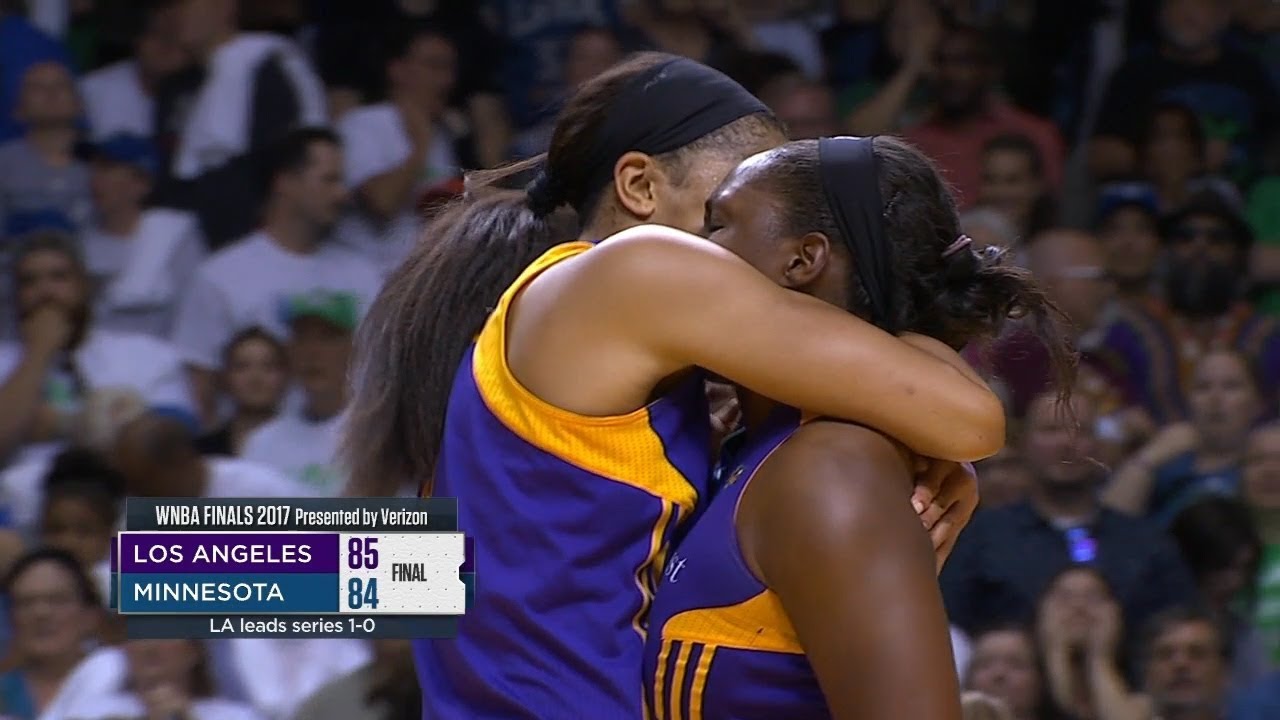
911 459 979 571
1086 600 1122 658
706 381 741 448
141 683 190 720
20 304 72 357
1037 596 1072 652
903 8 941 73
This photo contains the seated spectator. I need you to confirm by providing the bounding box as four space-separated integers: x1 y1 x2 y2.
1104 350 1262 522
1094 181 1162 306
241 292 354 496
1169 497 1269 687
0 3 71 143
113 413 310 499
171 128 381 427
78 1 189 142
1035 566 1143 719
37 448 124 602
1244 423 1280 669
62 639 262 720
196 328 288 457
335 23 464 277
1139 101 1244 214
82 134 206 338
0 548 103 718
216 636 370 720
288 639 417 720
963 625 1053 720
834 0 939 134
758 76 839 140
976 134 1055 244
0 233 193 467
941 391 1198 638
1136 608 1234 720
150 0 327 248
626 0 753 74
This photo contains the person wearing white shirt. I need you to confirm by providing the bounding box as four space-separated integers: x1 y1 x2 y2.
78 2 189 142
0 234 194 469
241 290 356 496
170 128 381 427
335 24 460 277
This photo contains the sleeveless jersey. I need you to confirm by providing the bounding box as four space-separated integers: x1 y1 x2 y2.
415 241 714 719
643 406 833 720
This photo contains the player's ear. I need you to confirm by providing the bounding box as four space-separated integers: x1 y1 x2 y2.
612 151 661 220
780 232 831 289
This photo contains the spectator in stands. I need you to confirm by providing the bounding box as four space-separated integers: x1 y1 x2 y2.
171 129 380 427
78 1 189 142
1140 102 1244 214
973 448 1035 511
0 0 70 143
1035 566 1142 719
1243 422 1280 669
82 134 206 338
627 0 754 72
336 23 463 277
1105 350 1261 523
1168 497 1269 687
1090 0 1280 182
0 548 101 718
241 291 354 496
963 625 1053 720
65 639 263 720
288 639 419 720
977 134 1055 245
0 233 192 466
837 0 939 135
196 328 288 457
941 391 1197 638
900 22 1064 208
959 206 1021 258
218 635 370 720
1100 192 1280 423
151 0 327 248
0 61 91 235
37 448 124 603
1137 608 1233 720
759 76 839 140
1094 181 1163 306
113 412 308 499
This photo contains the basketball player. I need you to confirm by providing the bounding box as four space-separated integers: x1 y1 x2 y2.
345 55 1004 719
642 137 1074 720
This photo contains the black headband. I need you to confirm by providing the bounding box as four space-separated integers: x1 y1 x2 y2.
530 57 769 216
817 136 895 329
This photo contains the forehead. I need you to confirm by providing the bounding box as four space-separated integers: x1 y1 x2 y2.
17 247 75 273
710 149 778 205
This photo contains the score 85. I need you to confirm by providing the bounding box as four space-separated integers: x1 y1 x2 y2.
346 538 379 610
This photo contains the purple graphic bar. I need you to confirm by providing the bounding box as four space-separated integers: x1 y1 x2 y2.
110 537 117 572
462 536 475 573
118 533 338 573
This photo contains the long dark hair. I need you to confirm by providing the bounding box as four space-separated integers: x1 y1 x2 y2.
342 52 783 496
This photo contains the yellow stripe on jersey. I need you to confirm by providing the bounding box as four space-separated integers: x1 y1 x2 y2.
688 645 717 720
653 640 674 720
632 499 677 640
662 590 804 653
471 241 699 512
668 642 694 720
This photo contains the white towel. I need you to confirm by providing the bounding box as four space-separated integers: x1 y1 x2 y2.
103 209 197 309
174 33 327 180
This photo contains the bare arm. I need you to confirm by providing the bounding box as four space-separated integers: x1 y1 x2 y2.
1100 422 1197 515
515 226 1005 461
739 421 963 720
0 307 69 459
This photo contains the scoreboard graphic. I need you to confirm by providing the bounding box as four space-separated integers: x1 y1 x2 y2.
111 497 473 638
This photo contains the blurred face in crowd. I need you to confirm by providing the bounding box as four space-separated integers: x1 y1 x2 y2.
1027 230 1114 334
1040 568 1113 647
965 629 1041 720
16 62 79 129
1187 351 1259 451
289 318 352 408
979 147 1042 232
42 494 114 568
391 33 457 111
933 31 993 117
278 141 349 231
1143 108 1203 187
565 29 623 89
1143 619 1227 716
15 248 89 333
885 0 938 63
137 4 189 85
1021 393 1099 492
175 0 234 55
90 160 151 220
224 335 289 415
126 639 201 692
1164 211 1243 318
1097 207 1160 290
1244 425 1280 510
1160 0 1230 55
974 447 1033 509
8 559 96 664
113 417 202 497
771 83 839 140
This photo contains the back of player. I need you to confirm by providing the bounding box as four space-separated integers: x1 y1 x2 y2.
416 242 714 718
642 406 828 720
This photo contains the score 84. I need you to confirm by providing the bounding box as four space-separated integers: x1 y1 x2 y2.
347 538 380 610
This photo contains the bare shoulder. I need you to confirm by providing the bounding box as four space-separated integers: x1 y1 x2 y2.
577 224 743 279
769 420 912 487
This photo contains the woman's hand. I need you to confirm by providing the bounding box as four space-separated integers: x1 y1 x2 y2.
911 458 979 571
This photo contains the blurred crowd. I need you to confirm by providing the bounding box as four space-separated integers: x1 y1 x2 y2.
0 0 1276 718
